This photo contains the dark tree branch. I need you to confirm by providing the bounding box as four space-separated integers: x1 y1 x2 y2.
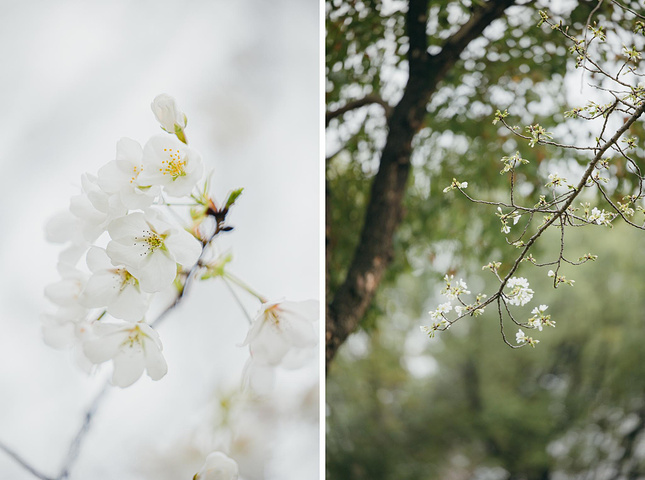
326 0 516 370
326 95 392 127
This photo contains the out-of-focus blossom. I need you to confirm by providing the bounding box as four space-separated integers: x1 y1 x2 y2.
241 300 318 368
193 451 239 480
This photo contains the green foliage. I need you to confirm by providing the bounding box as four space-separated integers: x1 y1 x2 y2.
327 224 645 479
327 0 645 334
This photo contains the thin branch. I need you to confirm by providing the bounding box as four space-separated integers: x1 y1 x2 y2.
0 441 55 480
610 0 645 20
56 381 111 480
325 95 392 127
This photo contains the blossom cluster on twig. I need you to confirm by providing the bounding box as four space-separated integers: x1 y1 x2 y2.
421 5 645 348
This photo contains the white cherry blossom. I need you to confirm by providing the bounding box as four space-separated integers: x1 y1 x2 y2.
79 246 149 321
515 328 539 347
45 211 86 246
137 135 203 197
69 173 127 241
505 276 534 306
42 311 91 349
106 209 202 293
97 137 160 210
429 302 452 320
193 452 239 480
83 322 167 388
241 299 318 367
44 265 88 309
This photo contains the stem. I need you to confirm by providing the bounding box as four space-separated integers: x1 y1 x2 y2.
222 277 254 325
222 272 268 303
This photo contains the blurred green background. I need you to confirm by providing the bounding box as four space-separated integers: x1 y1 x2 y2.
328 223 645 479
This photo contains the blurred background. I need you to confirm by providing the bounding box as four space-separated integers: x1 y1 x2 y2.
0 1 319 479
327 224 645 479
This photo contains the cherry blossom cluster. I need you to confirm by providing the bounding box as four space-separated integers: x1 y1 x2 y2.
421 6 645 349
44 94 206 387
44 94 319 389
420 273 547 347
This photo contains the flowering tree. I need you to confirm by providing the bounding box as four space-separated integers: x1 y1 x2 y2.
326 0 645 366
2 95 319 479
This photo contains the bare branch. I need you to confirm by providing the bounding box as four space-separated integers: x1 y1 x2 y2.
325 95 392 127
0 441 55 480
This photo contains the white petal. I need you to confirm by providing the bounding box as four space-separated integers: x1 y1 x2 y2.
97 160 125 194
42 315 77 349
69 194 104 224
112 348 146 387
45 212 80 243
196 452 239 480
106 239 149 269
108 213 148 241
165 228 202 266
79 271 120 308
120 187 157 210
45 278 84 306
108 283 148 322
242 359 276 395
143 208 174 235
83 330 124 364
134 250 177 293
85 246 113 273
144 343 168 381
250 327 290 365
58 245 88 270
116 137 143 163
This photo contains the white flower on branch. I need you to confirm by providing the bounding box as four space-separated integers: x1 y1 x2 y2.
500 151 529 174
527 304 554 331
44 265 88 310
515 328 539 347
242 300 318 368
137 135 204 197
547 269 575 287
545 172 567 188
429 302 452 319
83 322 167 388
505 277 534 306
79 246 150 322
69 173 127 242
97 137 160 210
588 207 614 226
106 209 201 293
193 452 239 480
440 274 470 299
443 178 468 193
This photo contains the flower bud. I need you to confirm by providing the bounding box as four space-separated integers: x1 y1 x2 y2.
151 93 188 143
